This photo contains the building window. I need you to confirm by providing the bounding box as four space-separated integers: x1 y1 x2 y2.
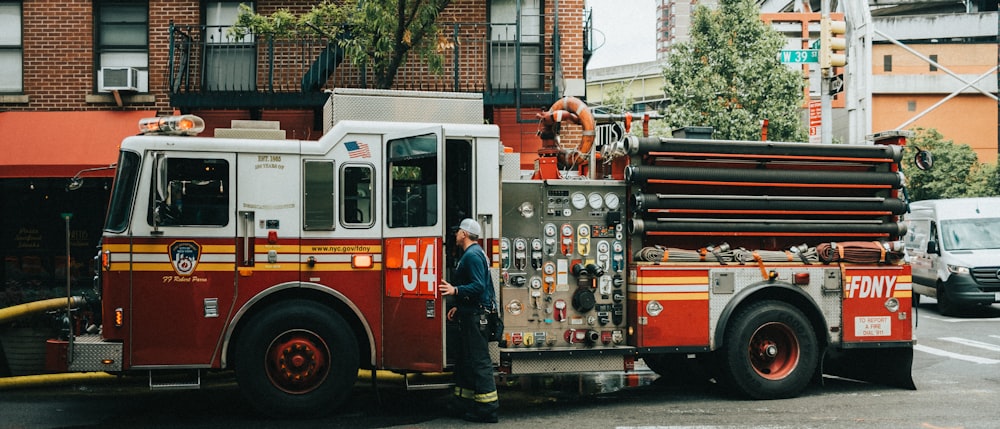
204 1 255 91
0 1 22 93
96 1 149 92
907 100 916 112
929 54 938 72
490 0 542 90
883 55 892 72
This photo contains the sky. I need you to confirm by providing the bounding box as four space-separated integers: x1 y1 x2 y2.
585 0 657 70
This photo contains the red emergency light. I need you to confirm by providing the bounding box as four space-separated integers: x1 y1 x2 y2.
138 115 205 136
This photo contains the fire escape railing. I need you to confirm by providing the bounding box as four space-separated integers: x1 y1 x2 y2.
166 13 588 110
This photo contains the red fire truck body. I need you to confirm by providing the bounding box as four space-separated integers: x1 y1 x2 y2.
59 89 915 416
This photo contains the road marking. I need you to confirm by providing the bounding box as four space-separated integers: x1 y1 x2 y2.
914 344 1000 364
922 315 1000 323
940 337 1000 353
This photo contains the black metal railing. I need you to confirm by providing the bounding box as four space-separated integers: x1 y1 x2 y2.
167 15 588 110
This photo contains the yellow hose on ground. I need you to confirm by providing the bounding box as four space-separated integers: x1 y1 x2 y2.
0 297 86 325
0 372 115 390
0 370 452 390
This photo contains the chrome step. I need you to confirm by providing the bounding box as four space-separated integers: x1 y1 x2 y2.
148 370 201 390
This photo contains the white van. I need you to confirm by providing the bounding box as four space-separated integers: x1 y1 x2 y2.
904 197 1000 315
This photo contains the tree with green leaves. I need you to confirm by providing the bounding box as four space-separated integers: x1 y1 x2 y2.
660 0 807 142
231 0 452 89
901 128 999 201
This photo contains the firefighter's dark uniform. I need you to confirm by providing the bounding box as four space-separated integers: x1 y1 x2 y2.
449 241 499 423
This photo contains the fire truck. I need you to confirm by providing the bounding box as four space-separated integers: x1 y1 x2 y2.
52 89 916 417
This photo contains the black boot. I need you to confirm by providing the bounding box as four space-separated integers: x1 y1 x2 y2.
445 396 471 418
462 401 498 423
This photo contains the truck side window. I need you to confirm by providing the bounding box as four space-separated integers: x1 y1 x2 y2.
149 158 229 227
387 134 438 228
303 160 335 230
342 164 373 227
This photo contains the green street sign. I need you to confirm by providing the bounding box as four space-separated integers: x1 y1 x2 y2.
779 49 819 64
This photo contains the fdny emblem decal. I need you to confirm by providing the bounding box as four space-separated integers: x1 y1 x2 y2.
169 241 201 276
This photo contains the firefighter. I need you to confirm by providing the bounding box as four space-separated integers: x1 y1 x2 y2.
438 218 500 423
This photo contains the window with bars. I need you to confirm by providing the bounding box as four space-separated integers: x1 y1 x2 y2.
0 1 22 93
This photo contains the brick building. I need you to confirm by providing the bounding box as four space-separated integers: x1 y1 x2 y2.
0 0 591 340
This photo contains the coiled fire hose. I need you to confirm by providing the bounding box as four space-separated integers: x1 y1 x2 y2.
635 243 819 264
816 241 904 264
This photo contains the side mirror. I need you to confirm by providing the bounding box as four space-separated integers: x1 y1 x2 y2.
914 149 933 170
926 240 939 255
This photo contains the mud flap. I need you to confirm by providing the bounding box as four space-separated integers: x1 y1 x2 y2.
822 345 916 390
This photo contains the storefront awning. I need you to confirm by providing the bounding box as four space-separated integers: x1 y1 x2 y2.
0 110 158 178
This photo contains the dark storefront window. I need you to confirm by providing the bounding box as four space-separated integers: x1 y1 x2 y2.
1 178 111 309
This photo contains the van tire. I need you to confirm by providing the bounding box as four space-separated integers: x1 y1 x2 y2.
936 282 960 316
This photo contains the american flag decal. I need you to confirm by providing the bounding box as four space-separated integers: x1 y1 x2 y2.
344 141 371 159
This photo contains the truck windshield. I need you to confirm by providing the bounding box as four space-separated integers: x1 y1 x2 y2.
940 218 1000 251
104 151 141 233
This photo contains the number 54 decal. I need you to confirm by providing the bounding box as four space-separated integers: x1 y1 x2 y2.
385 237 440 297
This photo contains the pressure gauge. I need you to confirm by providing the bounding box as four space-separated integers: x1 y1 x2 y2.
604 193 620 210
588 192 603 209
514 239 526 251
571 192 587 209
544 223 557 237
543 263 556 275
562 224 574 237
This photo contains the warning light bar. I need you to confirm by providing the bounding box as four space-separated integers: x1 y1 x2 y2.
138 115 205 136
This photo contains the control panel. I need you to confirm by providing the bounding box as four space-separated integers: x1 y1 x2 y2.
500 180 627 349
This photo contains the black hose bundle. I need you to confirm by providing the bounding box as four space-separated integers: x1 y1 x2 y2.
816 241 904 264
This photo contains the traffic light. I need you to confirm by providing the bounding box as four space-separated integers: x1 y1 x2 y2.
819 17 847 70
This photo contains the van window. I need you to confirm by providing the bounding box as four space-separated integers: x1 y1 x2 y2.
940 218 1000 251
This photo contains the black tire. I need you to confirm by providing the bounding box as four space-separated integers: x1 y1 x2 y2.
718 300 818 399
235 299 359 418
936 282 961 316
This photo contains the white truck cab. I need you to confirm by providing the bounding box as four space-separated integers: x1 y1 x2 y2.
904 197 1000 315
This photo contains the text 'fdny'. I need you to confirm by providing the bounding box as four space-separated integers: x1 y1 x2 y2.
845 276 897 298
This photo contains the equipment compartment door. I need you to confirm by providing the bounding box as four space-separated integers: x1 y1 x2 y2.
128 152 237 367
381 127 446 371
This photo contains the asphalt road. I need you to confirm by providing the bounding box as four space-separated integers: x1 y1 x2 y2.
1 299 998 429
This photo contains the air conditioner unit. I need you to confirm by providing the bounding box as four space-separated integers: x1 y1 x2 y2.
100 67 139 92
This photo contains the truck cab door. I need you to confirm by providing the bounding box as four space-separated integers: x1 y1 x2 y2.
128 152 237 367
381 127 446 372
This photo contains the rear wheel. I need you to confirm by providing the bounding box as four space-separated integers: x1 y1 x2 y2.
719 300 818 399
235 299 359 417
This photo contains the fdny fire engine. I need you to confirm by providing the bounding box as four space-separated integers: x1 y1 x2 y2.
53 89 916 417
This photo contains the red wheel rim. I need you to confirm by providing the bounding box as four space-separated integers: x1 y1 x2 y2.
265 329 330 394
747 322 800 380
